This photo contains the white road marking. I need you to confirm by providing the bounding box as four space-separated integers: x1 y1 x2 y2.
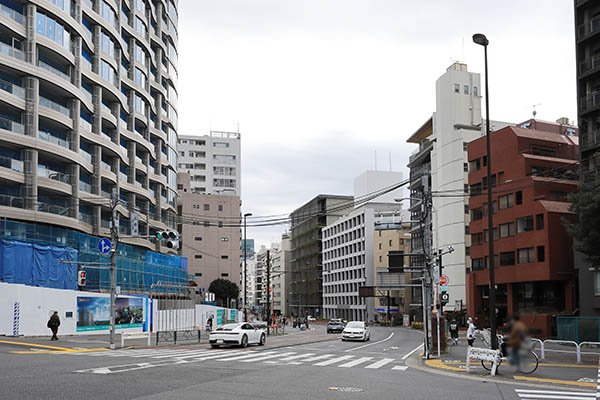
151 350 214 359
301 354 335 362
392 366 408 371
345 333 394 352
277 353 316 362
216 351 274 361
239 352 296 363
314 355 354 366
401 343 424 360
364 358 395 369
515 389 595 399
187 350 248 361
338 357 373 368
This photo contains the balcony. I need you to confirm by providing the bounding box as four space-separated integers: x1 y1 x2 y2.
119 172 128 182
0 78 24 98
38 59 70 82
79 118 92 132
0 115 24 134
0 194 22 208
39 96 70 118
38 130 70 149
580 92 600 113
101 160 112 171
38 168 71 184
79 150 92 163
79 212 93 225
38 201 69 216
81 57 92 71
100 218 110 229
0 41 24 61
78 181 93 193
0 4 24 25
578 16 600 40
0 156 23 172
579 54 600 77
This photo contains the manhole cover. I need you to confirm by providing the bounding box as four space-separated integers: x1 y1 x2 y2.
328 387 364 392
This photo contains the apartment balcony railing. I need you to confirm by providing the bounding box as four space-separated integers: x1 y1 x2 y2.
39 96 70 117
1 4 24 24
0 78 24 98
38 59 70 82
579 54 600 76
38 168 71 184
0 194 23 208
0 41 24 61
79 118 92 132
0 155 23 172
119 172 128 182
79 212 93 225
37 202 69 216
81 57 92 71
580 92 600 112
79 150 92 163
578 15 600 40
100 219 110 228
38 130 70 149
101 160 112 171
78 181 93 193
0 115 24 134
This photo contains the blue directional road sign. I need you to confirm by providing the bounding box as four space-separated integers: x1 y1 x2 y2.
98 238 112 254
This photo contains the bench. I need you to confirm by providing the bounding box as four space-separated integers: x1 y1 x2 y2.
121 331 151 348
466 347 501 376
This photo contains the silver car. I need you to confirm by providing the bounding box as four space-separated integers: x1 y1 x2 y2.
341 321 370 342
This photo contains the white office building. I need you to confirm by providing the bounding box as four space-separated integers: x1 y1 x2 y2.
322 171 403 322
177 131 241 196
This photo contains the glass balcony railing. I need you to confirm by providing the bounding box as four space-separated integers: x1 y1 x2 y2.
38 130 70 149
0 194 23 208
38 168 71 184
119 118 128 131
160 195 167 204
82 89 92 104
0 115 24 134
120 146 128 158
119 172 128 182
134 180 143 189
79 118 92 132
580 54 600 76
0 155 23 172
0 41 24 61
83 28 92 43
79 212 93 225
38 202 69 216
101 132 112 142
79 150 92 163
38 59 70 81
578 16 600 40
78 181 92 193
135 155 143 164
0 78 25 98
81 57 92 71
148 187 155 198
119 197 128 208
101 103 111 115
39 96 70 117
580 92 600 112
101 160 112 171
101 190 111 198
1 4 24 24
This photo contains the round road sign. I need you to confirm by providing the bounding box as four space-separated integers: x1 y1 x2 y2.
439 274 449 286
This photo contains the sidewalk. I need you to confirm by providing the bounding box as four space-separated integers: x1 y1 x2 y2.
421 336 600 389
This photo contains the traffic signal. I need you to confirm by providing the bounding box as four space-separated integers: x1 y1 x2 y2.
156 230 179 249
78 270 86 286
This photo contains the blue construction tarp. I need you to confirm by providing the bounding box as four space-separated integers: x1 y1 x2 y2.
0 239 78 289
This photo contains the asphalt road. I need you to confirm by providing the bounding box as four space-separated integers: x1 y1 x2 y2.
0 327 595 400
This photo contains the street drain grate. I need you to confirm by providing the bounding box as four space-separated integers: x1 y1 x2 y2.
328 387 364 393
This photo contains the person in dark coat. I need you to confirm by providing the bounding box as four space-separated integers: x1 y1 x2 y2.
47 312 60 341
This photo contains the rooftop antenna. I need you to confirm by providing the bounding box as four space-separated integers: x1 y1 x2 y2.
532 103 541 119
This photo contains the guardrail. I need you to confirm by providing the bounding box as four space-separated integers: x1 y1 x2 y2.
532 339 600 363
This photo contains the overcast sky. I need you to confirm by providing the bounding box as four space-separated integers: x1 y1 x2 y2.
177 0 576 248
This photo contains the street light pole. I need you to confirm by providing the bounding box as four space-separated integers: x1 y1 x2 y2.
473 33 498 350
243 213 252 322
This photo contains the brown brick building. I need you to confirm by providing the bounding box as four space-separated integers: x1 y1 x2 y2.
466 119 578 337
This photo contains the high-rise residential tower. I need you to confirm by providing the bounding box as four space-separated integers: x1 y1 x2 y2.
0 0 179 254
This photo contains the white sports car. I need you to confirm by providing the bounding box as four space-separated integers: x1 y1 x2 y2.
209 322 267 348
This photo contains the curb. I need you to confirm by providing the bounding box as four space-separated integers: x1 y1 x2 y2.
405 353 596 393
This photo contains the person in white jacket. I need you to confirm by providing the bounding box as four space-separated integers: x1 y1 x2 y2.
467 317 477 347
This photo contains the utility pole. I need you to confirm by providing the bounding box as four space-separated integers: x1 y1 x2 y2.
265 250 271 335
109 188 118 350
243 213 252 322
386 290 391 327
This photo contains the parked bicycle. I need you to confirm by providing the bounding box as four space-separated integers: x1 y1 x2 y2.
477 328 539 374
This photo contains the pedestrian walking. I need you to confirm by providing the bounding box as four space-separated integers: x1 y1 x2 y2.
506 314 527 367
449 319 459 345
466 317 476 347
304 317 309 330
47 311 60 341
206 315 213 332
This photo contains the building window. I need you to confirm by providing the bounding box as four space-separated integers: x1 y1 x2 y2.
472 232 484 246
463 142 468 151
218 204 223 211
465 246 470 256
499 222 515 238
500 251 515 266
472 258 484 271
516 191 523 205
517 216 534 233
221 237 229 242
469 158 481 172
379 243 382 250
517 247 535 264
194 255 202 259
194 236 202 241
203 221 209 227
465 204 469 214
471 208 483 220
221 255 228 259
195 272 202 277
473 87 478 97
221 273 229 277
465 226 470 235
498 194 514 210
595 272 600 295
379 255 382 262
389 240 392 246
213 142 229 148
537 246 545 262
536 214 544 230
454 83 460 93
218 221 223 228
464 162 469 172
484 228 498 242
464 85 469 95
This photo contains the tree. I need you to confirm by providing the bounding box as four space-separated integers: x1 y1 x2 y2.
566 174 600 267
208 278 240 307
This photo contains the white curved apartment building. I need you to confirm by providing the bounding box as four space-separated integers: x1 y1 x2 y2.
0 0 179 252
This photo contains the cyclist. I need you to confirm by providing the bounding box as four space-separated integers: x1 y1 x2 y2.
506 314 527 366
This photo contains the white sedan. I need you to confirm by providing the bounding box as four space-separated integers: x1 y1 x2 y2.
341 321 370 342
209 322 266 348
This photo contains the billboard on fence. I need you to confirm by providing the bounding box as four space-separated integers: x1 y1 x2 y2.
77 296 144 331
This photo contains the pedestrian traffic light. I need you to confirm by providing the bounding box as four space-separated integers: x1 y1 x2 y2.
156 230 179 249
78 270 86 286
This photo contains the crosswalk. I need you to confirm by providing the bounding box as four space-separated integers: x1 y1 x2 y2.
515 389 596 399
66 347 409 374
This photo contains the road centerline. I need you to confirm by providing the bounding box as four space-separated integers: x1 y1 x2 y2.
345 333 394 352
